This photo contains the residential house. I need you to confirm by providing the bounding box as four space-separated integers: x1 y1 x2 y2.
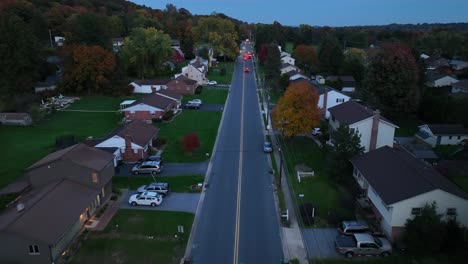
452 79 468 94
449 60 468 71
326 76 356 92
121 93 180 123
328 101 398 152
416 124 468 147
0 113 32 126
0 144 114 264
425 71 458 87
54 36 65 47
350 146 468 241
111 38 124 53
280 63 300 75
181 57 208 85
166 75 198 94
280 52 295 65
284 70 308 82
424 55 450 70
171 47 185 63
312 85 351 119
130 79 170 94
90 120 159 163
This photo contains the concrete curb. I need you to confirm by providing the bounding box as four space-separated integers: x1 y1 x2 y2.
182 58 237 262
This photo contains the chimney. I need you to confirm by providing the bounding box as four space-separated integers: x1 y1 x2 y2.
322 87 328 118
125 135 132 152
369 110 380 151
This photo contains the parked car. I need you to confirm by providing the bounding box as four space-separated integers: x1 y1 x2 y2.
188 99 202 105
184 102 201 109
128 191 163 207
263 141 273 153
338 220 371 235
145 154 163 163
131 161 163 175
207 80 217 85
335 233 392 258
244 67 250 73
312 127 322 135
137 182 170 196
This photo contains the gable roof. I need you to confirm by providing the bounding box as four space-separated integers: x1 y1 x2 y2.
115 120 159 147
328 100 397 127
425 71 454 82
427 124 468 135
284 70 300 77
27 143 114 171
312 84 349 97
157 89 182 100
190 58 208 73
1 179 97 244
453 79 468 89
133 79 170 86
129 93 176 111
351 146 468 205
172 74 197 85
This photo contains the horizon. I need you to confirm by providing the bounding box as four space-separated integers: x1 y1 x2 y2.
130 0 468 27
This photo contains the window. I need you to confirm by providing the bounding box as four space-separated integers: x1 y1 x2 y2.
92 173 98 183
449 136 453 140
336 98 345 103
458 136 461 140
28 245 40 255
446 208 457 216
411 207 422 215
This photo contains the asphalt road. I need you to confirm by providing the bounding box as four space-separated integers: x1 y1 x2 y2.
189 47 283 263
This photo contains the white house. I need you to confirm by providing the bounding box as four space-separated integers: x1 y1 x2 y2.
130 79 170 94
281 53 295 65
328 101 398 153
449 60 468 71
452 79 468 94
425 72 458 87
351 146 468 241
416 124 468 147
280 63 300 75
313 85 351 119
181 58 208 85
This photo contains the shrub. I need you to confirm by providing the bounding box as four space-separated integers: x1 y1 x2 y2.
220 67 226 76
327 208 353 226
153 138 167 148
162 110 174 121
110 194 118 201
152 118 162 123
195 85 203 94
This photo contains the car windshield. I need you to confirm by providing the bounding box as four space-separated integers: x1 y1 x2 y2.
135 193 142 199
373 237 383 247
264 142 271 147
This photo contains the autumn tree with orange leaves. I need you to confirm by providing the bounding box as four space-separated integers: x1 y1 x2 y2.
272 81 320 137
61 45 116 95
292 44 320 74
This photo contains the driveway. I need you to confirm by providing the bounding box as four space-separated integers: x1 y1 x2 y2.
121 191 200 213
115 161 208 177
303 228 341 259
183 104 224 112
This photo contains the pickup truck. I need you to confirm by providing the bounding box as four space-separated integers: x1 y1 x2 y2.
335 233 392 258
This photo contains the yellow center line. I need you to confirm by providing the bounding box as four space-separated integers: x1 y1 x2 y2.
233 59 246 264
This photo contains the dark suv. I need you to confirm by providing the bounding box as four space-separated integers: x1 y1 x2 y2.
338 220 371 235
131 161 163 175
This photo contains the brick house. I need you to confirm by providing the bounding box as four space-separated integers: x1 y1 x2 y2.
121 93 179 123
166 74 198 94
0 144 114 264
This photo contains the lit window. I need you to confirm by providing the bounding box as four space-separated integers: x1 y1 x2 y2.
28 245 40 255
92 173 98 183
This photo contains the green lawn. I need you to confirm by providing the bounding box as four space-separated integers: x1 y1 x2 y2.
66 95 142 111
267 135 286 212
113 175 205 192
393 115 423 137
0 111 121 189
206 62 235 84
433 145 460 159
156 111 222 162
453 176 468 193
281 136 351 226
70 210 194 264
182 89 228 104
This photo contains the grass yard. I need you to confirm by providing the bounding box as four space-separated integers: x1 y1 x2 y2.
268 89 283 104
70 210 194 264
453 176 468 193
393 115 423 137
182 89 228 104
267 135 286 211
0 111 121 189
66 95 142 111
156 111 222 162
206 62 235 84
113 174 205 192
281 136 352 226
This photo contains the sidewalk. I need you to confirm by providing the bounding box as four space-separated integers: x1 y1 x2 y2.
93 189 129 231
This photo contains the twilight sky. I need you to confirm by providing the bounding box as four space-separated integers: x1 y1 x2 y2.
130 0 468 26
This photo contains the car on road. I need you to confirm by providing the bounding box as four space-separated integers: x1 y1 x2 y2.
128 191 163 207
131 161 163 175
244 67 250 73
184 102 201 109
338 220 371 235
207 80 217 85
335 233 392 258
263 141 273 153
137 182 170 196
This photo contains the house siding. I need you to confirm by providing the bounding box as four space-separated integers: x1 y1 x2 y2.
121 146 147 162
182 65 204 84
317 91 350 119
166 79 196 94
439 135 468 146
0 233 51 264
281 56 295 65
367 185 393 237
347 118 395 153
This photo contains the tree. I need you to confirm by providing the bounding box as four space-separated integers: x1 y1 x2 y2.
404 202 445 255
328 125 364 182
340 48 366 83
318 35 343 74
191 16 239 61
293 44 319 74
181 132 200 154
61 45 116 95
120 27 172 79
258 43 268 64
271 82 320 137
363 43 420 117
62 13 112 47
264 43 282 90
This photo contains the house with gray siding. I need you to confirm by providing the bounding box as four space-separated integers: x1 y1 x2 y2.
0 143 114 264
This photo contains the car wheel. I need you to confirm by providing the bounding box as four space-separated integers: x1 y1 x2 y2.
151 202 156 207
131 201 137 206
345 252 354 258
151 171 157 175
133 171 139 175
381 251 390 257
